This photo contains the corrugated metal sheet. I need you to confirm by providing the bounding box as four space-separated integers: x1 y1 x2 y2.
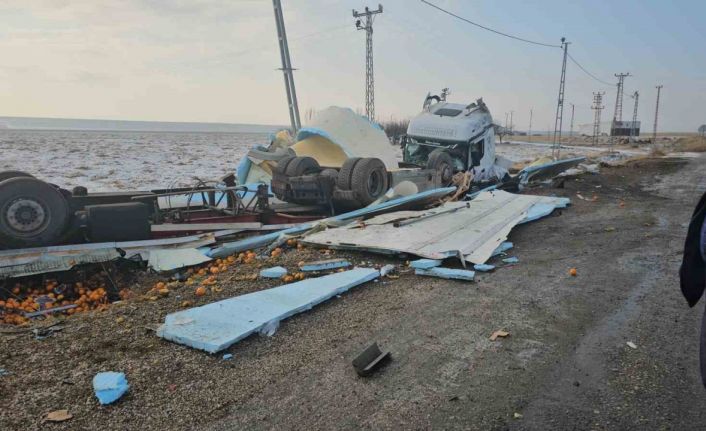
302 191 569 265
0 232 223 279
0 248 122 279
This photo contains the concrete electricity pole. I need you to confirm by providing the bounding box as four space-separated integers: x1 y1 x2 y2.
510 111 514 133
610 72 630 151
552 38 570 159
612 73 631 123
272 0 301 132
652 85 663 146
528 108 533 143
569 103 575 144
630 91 639 141
591 92 605 146
353 4 383 122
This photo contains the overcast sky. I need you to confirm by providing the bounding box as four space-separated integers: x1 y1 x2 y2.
1 0 704 131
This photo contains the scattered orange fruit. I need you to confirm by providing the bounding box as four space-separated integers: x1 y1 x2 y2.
195 286 207 297
569 268 578 277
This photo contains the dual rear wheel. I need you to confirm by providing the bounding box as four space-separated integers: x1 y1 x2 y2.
0 171 70 249
274 156 390 207
337 157 389 206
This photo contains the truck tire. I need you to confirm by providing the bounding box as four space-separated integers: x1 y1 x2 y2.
0 177 70 249
350 158 389 206
0 171 34 183
273 156 296 175
285 157 321 176
426 149 454 186
336 157 361 191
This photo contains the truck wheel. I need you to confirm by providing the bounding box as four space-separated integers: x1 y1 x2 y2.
0 171 34 183
273 156 296 175
0 177 70 249
285 157 321 176
426 149 454 186
350 158 389 206
336 157 361 190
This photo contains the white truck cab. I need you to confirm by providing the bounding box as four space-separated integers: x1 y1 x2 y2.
403 95 496 176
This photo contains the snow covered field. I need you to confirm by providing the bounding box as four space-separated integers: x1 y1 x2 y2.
495 140 648 163
0 129 653 193
0 130 268 192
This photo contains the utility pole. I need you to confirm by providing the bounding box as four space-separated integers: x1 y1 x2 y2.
591 92 605 146
353 4 383 122
510 111 514 133
569 103 575 144
652 85 663 146
505 112 509 129
610 72 630 151
528 108 533 143
272 0 301 132
630 91 639 141
552 37 570 159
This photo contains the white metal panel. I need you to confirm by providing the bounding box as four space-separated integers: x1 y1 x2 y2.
303 191 568 264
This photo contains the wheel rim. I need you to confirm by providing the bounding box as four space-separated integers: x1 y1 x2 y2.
3 198 48 234
367 170 384 197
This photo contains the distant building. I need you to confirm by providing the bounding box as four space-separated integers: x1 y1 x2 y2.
610 121 640 137
578 122 611 136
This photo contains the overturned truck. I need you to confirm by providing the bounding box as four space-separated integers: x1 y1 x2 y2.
271 94 502 209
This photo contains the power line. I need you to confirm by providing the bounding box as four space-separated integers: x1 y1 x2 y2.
567 53 613 86
289 24 352 42
420 0 618 90
420 0 561 48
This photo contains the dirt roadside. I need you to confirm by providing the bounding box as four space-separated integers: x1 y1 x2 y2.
1 155 705 430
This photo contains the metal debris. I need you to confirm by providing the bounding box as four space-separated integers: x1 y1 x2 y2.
414 267 475 281
157 268 380 353
351 342 391 377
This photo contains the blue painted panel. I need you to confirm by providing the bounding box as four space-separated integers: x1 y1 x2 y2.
93 372 129 405
260 266 288 278
300 259 351 272
410 259 443 269
414 267 475 281
157 268 380 353
473 263 495 272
